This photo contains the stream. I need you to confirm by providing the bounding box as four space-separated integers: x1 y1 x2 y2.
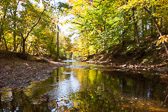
0 60 168 112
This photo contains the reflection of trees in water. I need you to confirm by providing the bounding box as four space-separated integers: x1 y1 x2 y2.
56 68 59 82
0 91 51 111
0 68 63 112
0 66 168 111
109 71 165 100
68 72 167 112
67 70 121 111
0 93 1 109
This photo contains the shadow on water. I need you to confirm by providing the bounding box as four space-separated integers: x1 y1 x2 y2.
0 60 168 112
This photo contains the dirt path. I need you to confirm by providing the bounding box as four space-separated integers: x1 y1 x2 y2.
0 56 66 92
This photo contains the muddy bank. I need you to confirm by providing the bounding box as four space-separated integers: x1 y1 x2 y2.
0 52 66 92
81 38 168 74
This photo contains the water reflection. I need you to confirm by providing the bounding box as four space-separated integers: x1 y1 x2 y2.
48 70 80 109
0 60 168 112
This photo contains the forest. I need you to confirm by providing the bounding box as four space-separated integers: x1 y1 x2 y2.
0 0 72 60
1 0 168 111
69 0 168 64
0 0 168 63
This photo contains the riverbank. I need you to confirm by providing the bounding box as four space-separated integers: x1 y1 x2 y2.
87 59 168 74
84 43 168 74
0 51 66 92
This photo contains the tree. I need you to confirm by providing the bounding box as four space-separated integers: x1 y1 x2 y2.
17 1 46 54
68 0 168 58
0 0 10 50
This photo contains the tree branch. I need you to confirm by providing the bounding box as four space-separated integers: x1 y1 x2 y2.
143 6 162 36
143 6 168 54
25 7 45 39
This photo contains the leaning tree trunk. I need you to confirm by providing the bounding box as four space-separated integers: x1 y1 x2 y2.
144 7 168 54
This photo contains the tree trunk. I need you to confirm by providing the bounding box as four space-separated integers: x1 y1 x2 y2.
0 3 8 43
141 8 145 38
142 18 144 38
2 34 8 51
22 38 26 54
50 36 54 56
132 7 139 43
0 30 3 43
13 11 17 51
144 7 168 54
18 7 45 54
151 18 154 36
20 33 26 54
56 25 59 61
13 0 20 51
13 29 17 51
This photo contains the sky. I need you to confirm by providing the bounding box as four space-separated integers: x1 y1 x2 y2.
31 0 77 41
48 0 78 41
57 0 78 41
51 0 74 35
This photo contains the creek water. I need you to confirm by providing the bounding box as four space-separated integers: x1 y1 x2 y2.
0 60 168 112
